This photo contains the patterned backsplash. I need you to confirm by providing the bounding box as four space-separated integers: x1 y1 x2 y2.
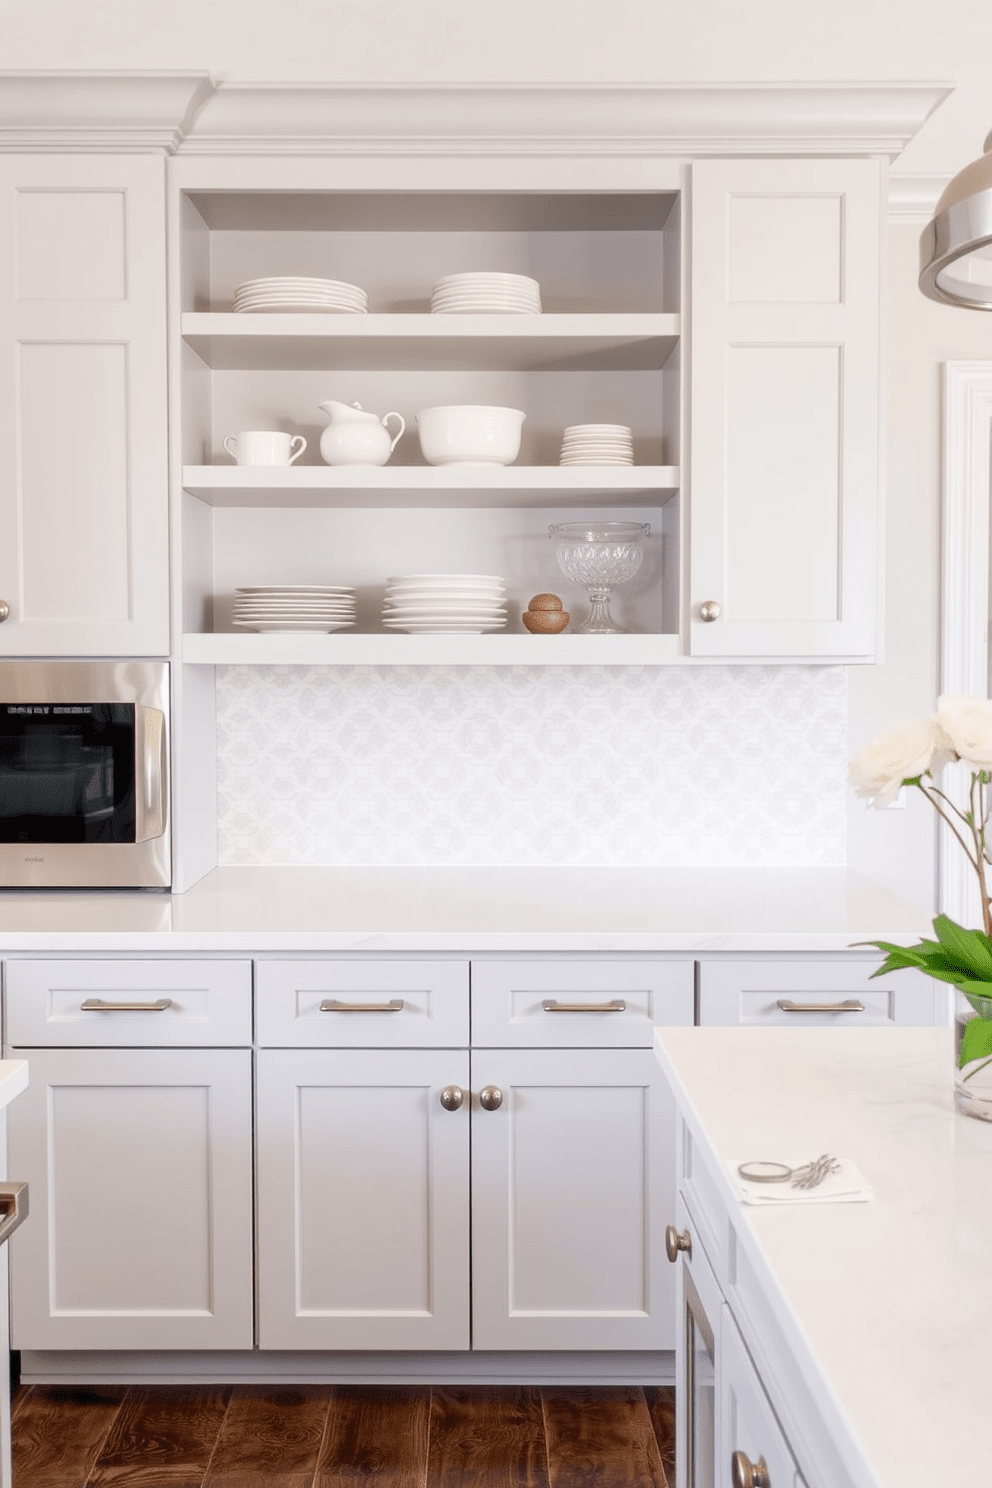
215 665 847 867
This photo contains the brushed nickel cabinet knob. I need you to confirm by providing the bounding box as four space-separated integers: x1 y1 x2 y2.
0 602 10 622
731 1450 770 1488
439 1086 464 1111
664 1224 692 1262
479 1085 503 1111
698 600 721 622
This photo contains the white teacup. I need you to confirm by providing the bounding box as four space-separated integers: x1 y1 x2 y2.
223 431 307 466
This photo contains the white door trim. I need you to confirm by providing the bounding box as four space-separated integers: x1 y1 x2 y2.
940 361 992 923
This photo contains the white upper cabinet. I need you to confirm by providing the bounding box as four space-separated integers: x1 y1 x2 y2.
0 155 170 656
689 157 883 660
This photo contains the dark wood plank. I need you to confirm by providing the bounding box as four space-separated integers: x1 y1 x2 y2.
86 1385 232 1488
643 1386 676 1483
426 1386 550 1488
542 1386 667 1488
314 1384 429 1488
12 1385 128 1488
203 1385 331 1488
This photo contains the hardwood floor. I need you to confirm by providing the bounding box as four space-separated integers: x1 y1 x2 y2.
11 1383 676 1488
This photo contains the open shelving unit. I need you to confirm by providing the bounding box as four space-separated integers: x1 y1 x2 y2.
174 176 685 665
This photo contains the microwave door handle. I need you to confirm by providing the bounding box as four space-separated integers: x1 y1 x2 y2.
134 705 167 843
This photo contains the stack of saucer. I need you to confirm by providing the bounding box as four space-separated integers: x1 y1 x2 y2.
382 574 508 634
430 272 541 315
232 277 368 314
232 585 357 633
559 424 634 466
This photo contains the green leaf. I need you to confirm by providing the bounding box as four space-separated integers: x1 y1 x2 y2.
854 939 974 981
959 1015 992 1069
931 916 992 979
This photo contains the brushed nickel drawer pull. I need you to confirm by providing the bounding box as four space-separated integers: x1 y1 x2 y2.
81 997 173 1012
776 998 865 1013
542 998 626 1013
319 998 405 1013
0 1182 28 1246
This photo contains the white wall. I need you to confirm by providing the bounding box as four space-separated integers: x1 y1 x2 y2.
847 226 992 909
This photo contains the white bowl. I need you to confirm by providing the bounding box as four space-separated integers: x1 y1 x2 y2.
416 405 525 467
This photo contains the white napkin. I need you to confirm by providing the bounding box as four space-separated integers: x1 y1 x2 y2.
727 1157 873 1205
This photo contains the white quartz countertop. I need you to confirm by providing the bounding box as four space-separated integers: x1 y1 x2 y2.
0 1061 28 1111
654 1026 978 1488
0 866 934 952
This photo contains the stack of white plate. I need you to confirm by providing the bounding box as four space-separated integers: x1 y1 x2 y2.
430 272 541 315
232 585 357 633
382 574 508 634
232 277 368 314
559 424 634 466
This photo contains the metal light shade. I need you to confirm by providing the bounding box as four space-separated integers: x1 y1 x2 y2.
920 129 992 308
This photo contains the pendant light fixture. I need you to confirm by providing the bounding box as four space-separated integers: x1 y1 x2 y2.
920 128 992 308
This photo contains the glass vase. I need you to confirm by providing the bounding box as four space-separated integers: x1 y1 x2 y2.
954 986 992 1120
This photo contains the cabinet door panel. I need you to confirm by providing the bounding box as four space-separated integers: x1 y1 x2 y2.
0 156 169 655
256 1048 470 1350
471 1047 674 1350
690 157 881 659
6 1048 253 1350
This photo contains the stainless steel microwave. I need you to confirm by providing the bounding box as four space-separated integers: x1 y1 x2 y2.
0 660 170 889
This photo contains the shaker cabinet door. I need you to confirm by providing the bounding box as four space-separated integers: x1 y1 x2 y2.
0 155 170 656
689 157 882 660
470 1047 675 1351
256 1047 471 1351
6 1047 254 1350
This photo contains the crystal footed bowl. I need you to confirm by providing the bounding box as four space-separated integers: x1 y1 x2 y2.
549 521 650 634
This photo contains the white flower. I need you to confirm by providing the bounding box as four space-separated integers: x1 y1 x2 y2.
848 717 945 807
935 694 992 768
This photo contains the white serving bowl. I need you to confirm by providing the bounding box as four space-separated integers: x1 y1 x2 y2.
416 405 525 466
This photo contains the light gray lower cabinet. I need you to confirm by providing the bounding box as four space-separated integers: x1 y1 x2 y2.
2 951 936 1361
254 957 694 1353
4 960 254 1351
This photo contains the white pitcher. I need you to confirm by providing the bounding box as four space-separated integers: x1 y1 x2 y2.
318 400 405 466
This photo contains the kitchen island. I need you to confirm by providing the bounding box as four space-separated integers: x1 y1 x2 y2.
654 1026 977 1488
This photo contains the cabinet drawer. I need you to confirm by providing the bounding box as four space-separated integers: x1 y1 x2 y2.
255 960 469 1047
4 960 252 1046
697 958 937 1027
471 960 694 1047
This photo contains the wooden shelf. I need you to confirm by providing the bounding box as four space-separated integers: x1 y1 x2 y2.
180 312 680 372
181 631 682 667
182 465 680 509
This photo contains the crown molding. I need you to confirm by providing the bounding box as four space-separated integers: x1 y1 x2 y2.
179 80 952 158
0 74 952 159
888 173 949 226
0 71 215 152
